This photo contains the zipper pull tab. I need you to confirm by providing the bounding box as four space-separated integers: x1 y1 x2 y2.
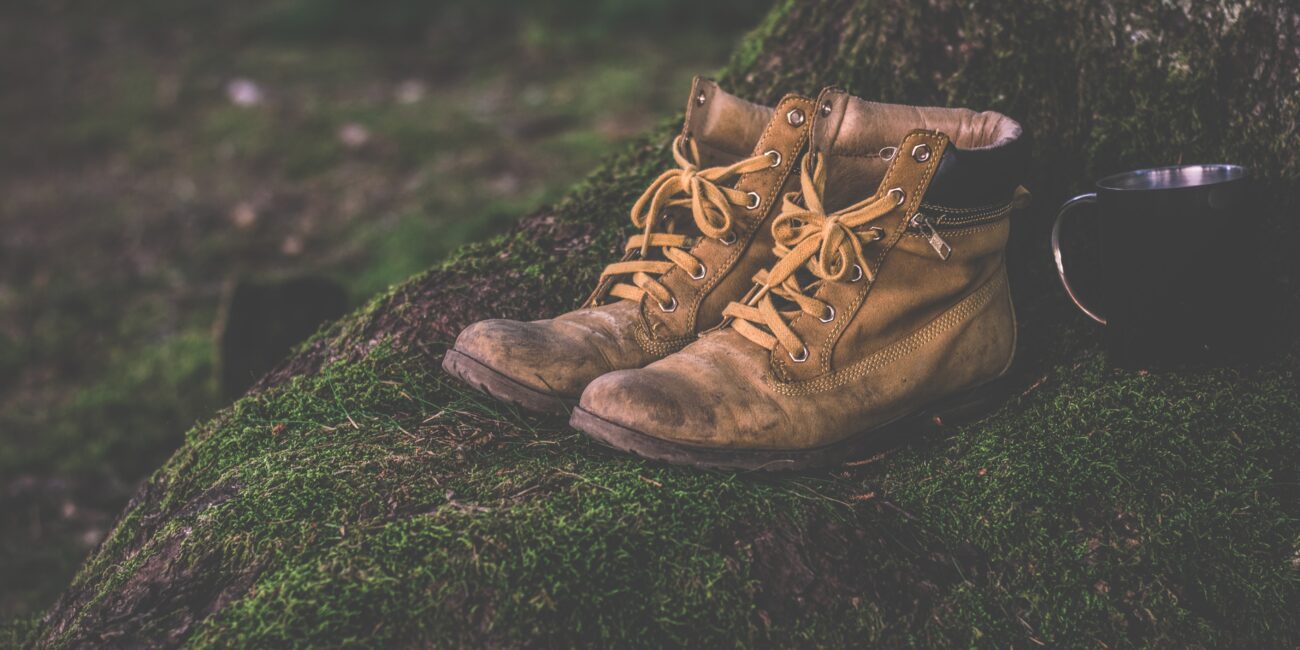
909 213 952 260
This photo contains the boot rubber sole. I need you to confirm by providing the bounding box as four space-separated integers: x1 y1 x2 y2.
569 375 1014 472
442 348 575 416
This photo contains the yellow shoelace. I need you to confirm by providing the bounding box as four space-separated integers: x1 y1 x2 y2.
723 154 904 360
596 135 775 309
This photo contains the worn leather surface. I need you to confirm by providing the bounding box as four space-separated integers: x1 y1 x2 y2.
578 270 1015 449
643 91 821 347
453 300 648 395
579 98 1026 451
450 80 824 398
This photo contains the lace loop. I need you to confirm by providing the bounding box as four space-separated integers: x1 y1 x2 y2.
597 135 774 307
727 153 900 357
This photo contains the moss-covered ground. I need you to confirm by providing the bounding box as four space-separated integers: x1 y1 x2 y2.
42 335 1297 646
14 0 1300 647
0 0 764 624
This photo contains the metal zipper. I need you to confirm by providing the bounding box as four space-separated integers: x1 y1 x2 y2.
916 201 1014 227
908 212 952 260
906 199 1015 260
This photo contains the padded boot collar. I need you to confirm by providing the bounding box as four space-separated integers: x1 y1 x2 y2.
812 89 1026 208
925 131 1029 207
683 77 776 164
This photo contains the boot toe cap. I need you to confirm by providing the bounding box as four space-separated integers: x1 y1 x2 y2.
578 367 749 448
452 319 608 396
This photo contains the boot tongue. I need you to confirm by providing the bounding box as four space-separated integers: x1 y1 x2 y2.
681 77 774 168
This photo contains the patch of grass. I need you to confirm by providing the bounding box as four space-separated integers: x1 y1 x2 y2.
883 354 1298 645
55 58 163 157
50 345 855 646
18 0 1300 645
0 616 37 650
724 0 795 76
52 332 1299 646
0 0 765 622
0 332 215 479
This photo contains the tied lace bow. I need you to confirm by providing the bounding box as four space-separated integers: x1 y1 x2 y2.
723 153 905 358
632 152 734 246
594 135 776 308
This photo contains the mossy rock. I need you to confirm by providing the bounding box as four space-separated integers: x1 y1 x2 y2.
28 0 1299 647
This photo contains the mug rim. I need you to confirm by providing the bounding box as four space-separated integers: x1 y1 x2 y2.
1096 164 1246 192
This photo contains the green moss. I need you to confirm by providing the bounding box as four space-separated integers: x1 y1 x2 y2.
43 334 1298 646
881 355 1298 645
29 0 1300 646
0 616 37 650
723 0 796 81
0 333 214 478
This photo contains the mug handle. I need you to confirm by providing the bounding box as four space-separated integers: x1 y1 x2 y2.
1051 193 1108 325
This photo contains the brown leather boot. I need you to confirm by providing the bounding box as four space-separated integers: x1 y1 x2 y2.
572 90 1030 469
443 78 820 414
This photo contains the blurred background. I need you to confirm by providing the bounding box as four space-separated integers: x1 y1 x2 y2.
0 0 772 620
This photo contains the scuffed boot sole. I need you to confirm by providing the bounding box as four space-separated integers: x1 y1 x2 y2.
570 376 1014 472
442 348 576 416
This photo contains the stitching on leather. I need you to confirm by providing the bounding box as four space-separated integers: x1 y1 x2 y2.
919 199 1013 215
998 263 1017 377
675 218 746 332
927 204 1014 228
826 132 946 368
681 97 810 332
639 98 811 354
904 222 1005 238
933 203 1013 222
766 269 1005 396
775 131 948 376
831 151 890 160
634 324 694 357
670 99 792 331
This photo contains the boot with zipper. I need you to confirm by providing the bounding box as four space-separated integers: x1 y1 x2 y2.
443 78 822 414
572 90 1030 469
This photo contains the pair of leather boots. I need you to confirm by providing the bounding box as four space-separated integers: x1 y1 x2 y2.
444 78 1029 471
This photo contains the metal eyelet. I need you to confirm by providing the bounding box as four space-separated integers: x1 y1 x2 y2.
879 146 898 161
789 346 809 363
696 91 707 106
786 108 805 126
820 100 833 117
911 143 931 162
887 187 905 205
765 149 781 167
658 296 678 313
819 305 835 323
718 230 738 246
745 192 761 210
867 226 885 240
689 262 707 280
849 264 864 282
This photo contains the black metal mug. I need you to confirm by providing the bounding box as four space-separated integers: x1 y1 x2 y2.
1052 164 1252 366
